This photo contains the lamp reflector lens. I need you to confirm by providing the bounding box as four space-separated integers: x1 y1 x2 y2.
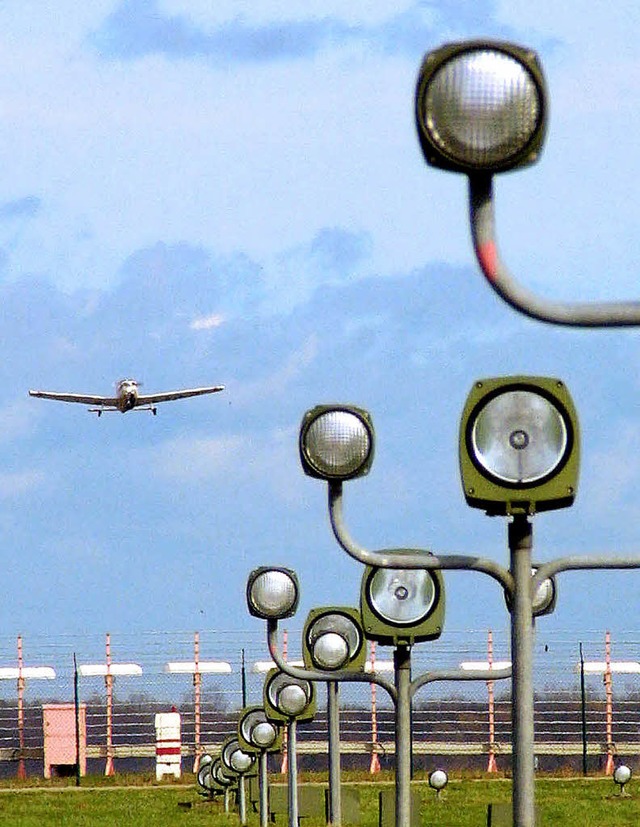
311 632 350 670
308 614 361 660
614 764 632 785
423 49 541 168
304 410 371 478
471 390 568 484
212 762 233 786
229 749 253 773
197 765 214 790
249 570 297 618
277 684 308 717
429 769 449 790
251 721 278 749
533 577 554 614
368 568 437 626
267 672 312 718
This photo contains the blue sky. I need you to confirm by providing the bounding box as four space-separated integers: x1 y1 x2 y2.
0 1 639 657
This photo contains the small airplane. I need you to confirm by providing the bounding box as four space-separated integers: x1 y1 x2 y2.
29 378 225 416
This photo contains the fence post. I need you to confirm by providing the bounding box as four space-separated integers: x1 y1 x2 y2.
17 635 26 780
104 633 114 776
604 630 614 775
369 641 381 774
280 629 288 775
487 629 498 773
193 631 201 773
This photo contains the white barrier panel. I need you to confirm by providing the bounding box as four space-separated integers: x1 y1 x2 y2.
155 711 181 780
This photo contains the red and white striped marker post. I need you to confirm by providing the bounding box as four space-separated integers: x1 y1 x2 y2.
78 634 142 776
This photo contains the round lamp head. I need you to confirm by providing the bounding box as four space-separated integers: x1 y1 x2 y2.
263 669 316 723
221 737 241 772
416 39 547 174
211 758 234 787
459 377 579 516
252 721 279 750
614 764 632 795
299 405 374 481
246 566 300 620
614 764 632 784
504 566 557 618
429 769 449 791
229 748 254 774
532 572 557 617
197 763 215 792
360 562 445 646
303 607 366 672
238 706 282 753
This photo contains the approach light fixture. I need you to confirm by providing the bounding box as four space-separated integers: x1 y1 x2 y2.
211 758 235 787
221 737 255 777
246 566 300 620
504 566 557 618
302 607 366 672
415 39 547 174
196 761 216 795
614 764 632 796
299 405 374 481
238 706 282 754
429 769 449 792
459 377 579 516
263 669 316 723
360 562 445 647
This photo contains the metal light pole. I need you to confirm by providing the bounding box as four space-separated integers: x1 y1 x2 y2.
265 613 509 827
414 39 640 328
298 398 640 827
238 706 282 827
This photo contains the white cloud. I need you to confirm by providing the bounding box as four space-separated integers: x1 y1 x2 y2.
190 313 225 330
159 0 417 29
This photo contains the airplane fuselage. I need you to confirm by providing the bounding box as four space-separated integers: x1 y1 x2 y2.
116 380 140 412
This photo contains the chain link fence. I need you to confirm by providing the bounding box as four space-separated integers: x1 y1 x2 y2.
0 627 637 777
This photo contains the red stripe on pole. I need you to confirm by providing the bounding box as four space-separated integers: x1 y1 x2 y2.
156 746 181 756
476 240 498 282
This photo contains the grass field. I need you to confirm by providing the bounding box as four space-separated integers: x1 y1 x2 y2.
0 773 637 825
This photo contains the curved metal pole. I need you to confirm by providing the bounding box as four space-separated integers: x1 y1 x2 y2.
328 481 514 594
410 665 511 699
267 619 397 701
469 174 640 327
533 555 640 592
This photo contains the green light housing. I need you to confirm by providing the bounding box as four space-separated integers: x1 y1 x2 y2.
221 736 256 777
360 563 445 647
415 39 547 174
302 607 366 672
237 705 282 754
459 376 579 516
299 405 374 481
263 668 316 723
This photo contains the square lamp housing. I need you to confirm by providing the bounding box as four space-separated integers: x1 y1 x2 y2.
459 376 579 516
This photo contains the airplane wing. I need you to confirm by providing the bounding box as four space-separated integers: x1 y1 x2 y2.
136 385 225 406
29 390 119 407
